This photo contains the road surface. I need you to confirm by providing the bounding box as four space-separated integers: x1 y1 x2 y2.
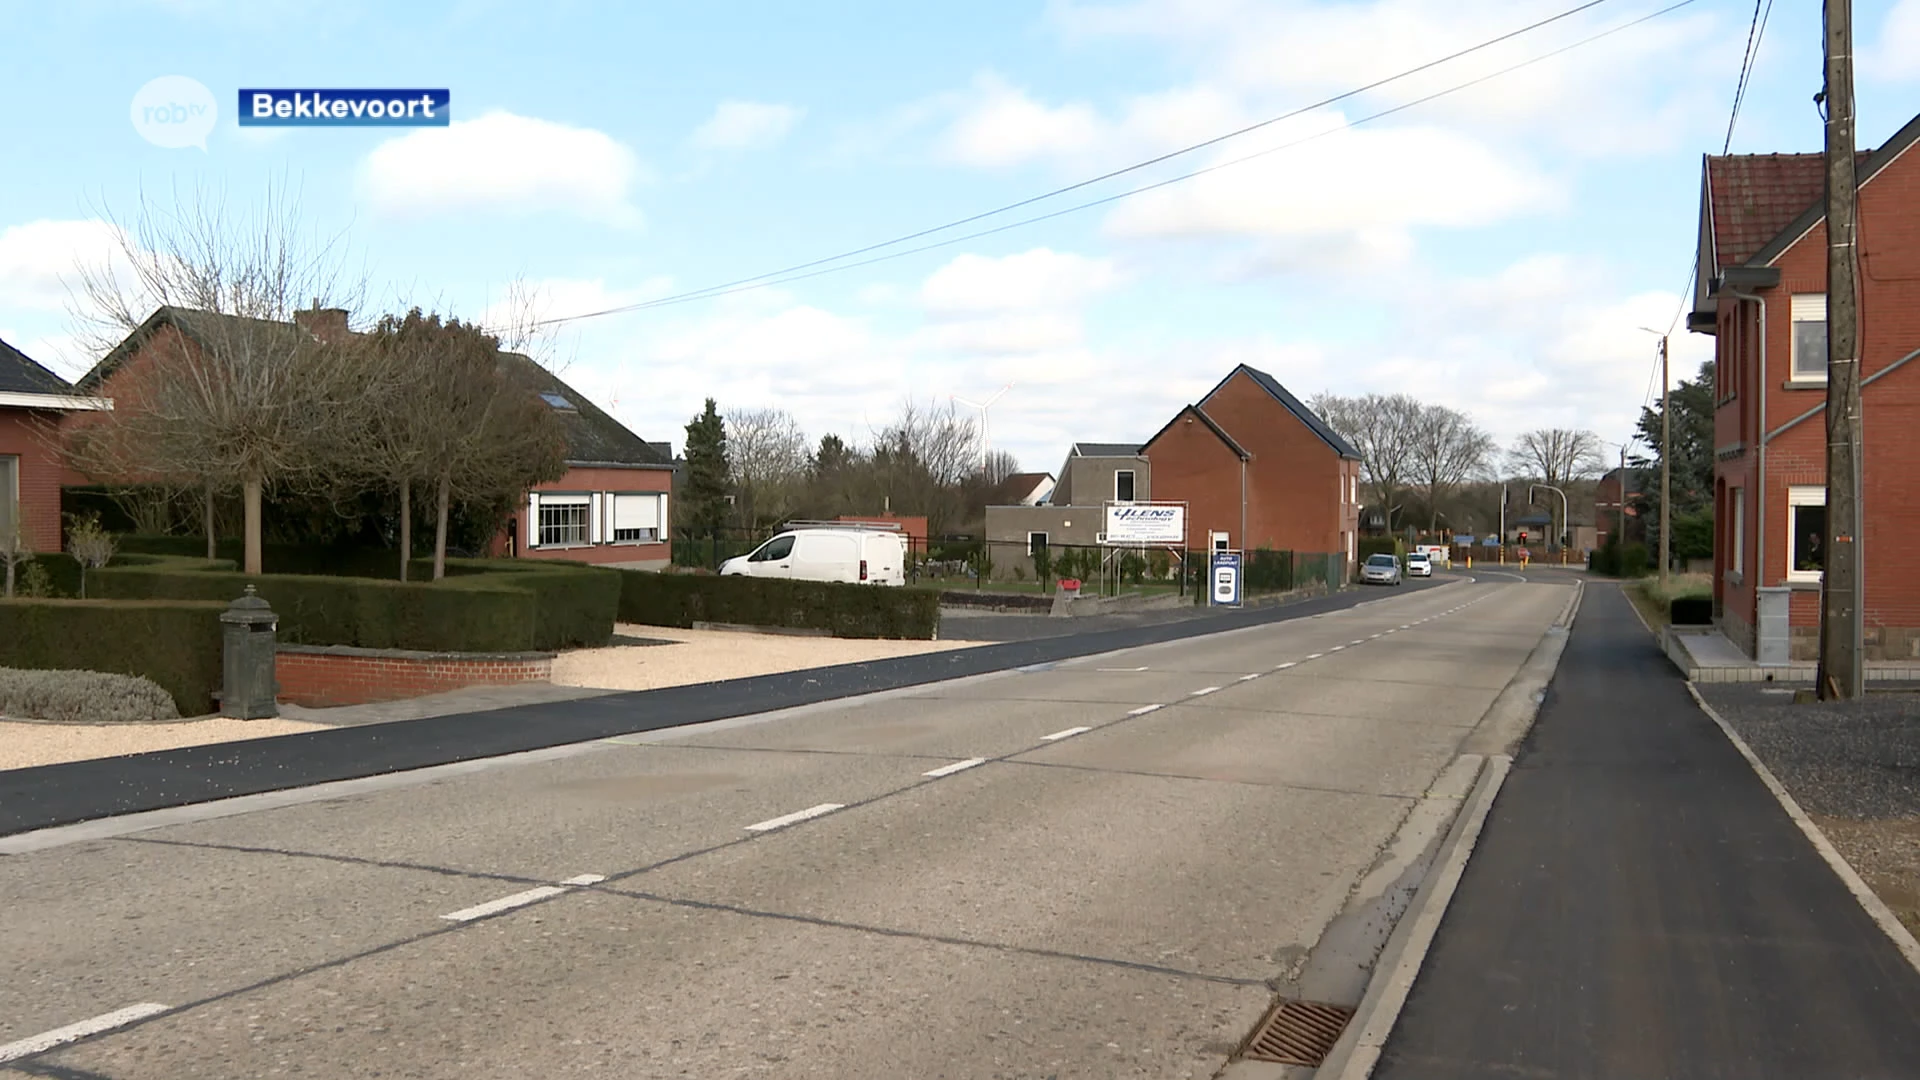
2 576 1567 1079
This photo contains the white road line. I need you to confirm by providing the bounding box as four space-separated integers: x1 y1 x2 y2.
745 803 846 833
1306 652 1324 660
1350 639 1366 645
1096 666 1149 672
1127 703 1165 716
442 885 568 922
0 1003 171 1064
1041 726 1092 741
560 874 606 886
1400 625 1412 630
1329 645 1346 652
923 757 987 778
1238 673 1262 681
1274 661 1298 670
1190 686 1221 696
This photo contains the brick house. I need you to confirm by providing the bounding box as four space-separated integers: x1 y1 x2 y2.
1592 466 1645 549
1140 364 1363 569
71 306 674 570
1 338 106 554
1689 112 1920 661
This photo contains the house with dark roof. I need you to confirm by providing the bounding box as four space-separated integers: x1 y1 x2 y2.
1 338 107 555
72 305 675 570
1690 111 1920 661
1140 364 1362 567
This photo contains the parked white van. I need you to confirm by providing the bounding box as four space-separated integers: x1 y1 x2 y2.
719 524 907 586
1414 544 1451 568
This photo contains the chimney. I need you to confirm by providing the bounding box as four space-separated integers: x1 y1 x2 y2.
293 305 350 344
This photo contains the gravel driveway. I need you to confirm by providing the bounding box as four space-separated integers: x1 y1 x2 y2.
550 623 988 691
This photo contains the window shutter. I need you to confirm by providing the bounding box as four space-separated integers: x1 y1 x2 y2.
526 493 540 548
613 494 661 531
1792 294 1827 321
590 493 604 545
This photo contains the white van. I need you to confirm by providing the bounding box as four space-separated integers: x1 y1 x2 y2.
1414 544 1451 569
719 526 907 586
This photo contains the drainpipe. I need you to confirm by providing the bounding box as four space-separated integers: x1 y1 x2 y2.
1239 456 1248 555
1724 285 1767 588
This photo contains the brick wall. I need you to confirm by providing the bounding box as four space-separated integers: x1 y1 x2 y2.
275 645 554 708
0 407 67 552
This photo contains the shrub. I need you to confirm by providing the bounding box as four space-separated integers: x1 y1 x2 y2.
618 571 941 639
0 666 180 723
429 557 618 649
1619 542 1650 579
0 598 226 715
1245 548 1295 592
1670 595 1714 625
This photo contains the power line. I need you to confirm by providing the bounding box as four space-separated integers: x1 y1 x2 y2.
1723 0 1776 153
530 0 1622 327
535 0 1700 324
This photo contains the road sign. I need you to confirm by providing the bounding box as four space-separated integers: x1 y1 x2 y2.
1454 535 1475 547
1482 536 1500 547
1209 551 1242 607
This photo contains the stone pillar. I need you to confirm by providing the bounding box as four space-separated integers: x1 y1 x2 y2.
220 585 280 719
1756 586 1790 666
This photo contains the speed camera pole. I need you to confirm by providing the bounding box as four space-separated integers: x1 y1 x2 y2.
1819 0 1865 700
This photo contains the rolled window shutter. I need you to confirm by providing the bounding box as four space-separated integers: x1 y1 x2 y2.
527 493 540 548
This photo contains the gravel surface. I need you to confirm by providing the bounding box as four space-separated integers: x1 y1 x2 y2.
549 623 989 691
0 716 325 772
1696 683 1920 821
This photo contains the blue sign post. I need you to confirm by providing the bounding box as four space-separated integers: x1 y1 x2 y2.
1210 551 1243 607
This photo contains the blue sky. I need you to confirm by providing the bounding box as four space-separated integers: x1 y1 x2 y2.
4 0 1919 474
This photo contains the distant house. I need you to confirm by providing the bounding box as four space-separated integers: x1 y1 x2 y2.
1593 467 1644 549
71 305 674 570
1141 364 1362 568
984 445 1147 576
989 471 1055 507
1690 111 1920 661
0 338 106 554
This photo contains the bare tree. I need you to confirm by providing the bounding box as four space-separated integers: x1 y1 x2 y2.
1508 428 1604 549
981 448 1020 487
1312 393 1422 528
726 407 811 530
1407 404 1496 533
865 399 979 536
64 181 368 574
0 510 30 599
65 513 117 598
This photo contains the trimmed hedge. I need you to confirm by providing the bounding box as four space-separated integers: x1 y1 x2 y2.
0 598 226 715
1670 595 1714 626
619 571 941 640
92 555 540 652
0 667 180 723
118 535 410 580
431 558 618 649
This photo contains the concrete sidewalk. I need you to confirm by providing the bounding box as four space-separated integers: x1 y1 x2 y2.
1374 582 1920 1080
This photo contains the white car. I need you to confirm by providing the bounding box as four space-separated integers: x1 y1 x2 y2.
1360 553 1402 586
1414 544 1451 568
1406 552 1433 578
720 527 906 586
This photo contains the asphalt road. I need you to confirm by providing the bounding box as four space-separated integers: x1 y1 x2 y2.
1375 581 1920 1080
1 576 1567 1079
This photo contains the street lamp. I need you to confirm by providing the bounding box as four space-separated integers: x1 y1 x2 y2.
1638 326 1671 586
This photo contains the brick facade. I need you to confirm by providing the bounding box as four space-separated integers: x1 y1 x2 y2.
0 408 66 553
1701 118 1920 660
507 465 674 568
275 644 554 707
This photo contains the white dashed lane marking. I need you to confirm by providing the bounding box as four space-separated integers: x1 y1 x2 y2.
923 758 987 778
745 803 845 833
1041 726 1092 741
0 1004 171 1064
1127 704 1164 716
1190 686 1221 697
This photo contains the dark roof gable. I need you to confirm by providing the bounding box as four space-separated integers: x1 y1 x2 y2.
1202 364 1361 460
1072 441 1143 458
0 337 72 396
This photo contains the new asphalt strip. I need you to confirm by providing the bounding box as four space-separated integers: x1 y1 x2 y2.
0 580 1440 837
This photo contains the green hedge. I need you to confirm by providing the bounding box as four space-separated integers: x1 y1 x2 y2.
430 558 617 649
92 555 540 652
618 572 941 640
1670 595 1714 625
0 598 227 715
117 535 408 580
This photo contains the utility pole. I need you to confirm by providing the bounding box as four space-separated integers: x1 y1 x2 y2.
1820 0 1865 700
1658 333 1671 588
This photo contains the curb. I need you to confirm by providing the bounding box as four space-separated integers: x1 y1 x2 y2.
1685 683 1920 976
1312 755 1512 1080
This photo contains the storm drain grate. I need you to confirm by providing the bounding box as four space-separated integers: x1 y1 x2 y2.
1241 999 1356 1067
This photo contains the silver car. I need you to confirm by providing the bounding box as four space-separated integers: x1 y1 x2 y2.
1360 552 1402 586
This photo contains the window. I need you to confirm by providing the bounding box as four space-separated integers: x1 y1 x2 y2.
1027 531 1047 556
1787 486 1825 581
1791 294 1828 382
536 495 590 547
0 455 17 545
539 391 576 410
610 493 662 543
751 534 795 562
1732 487 1748 574
1114 469 1135 503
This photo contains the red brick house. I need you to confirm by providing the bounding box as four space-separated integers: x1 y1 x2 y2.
1690 112 1920 661
1592 466 1644 550
71 306 673 569
1140 364 1363 568
1 338 107 555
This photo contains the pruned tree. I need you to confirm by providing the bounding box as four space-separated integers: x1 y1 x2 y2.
0 509 30 599
681 399 734 538
1407 404 1496 533
64 180 368 574
726 407 810 530
1312 392 1422 528
65 513 117 598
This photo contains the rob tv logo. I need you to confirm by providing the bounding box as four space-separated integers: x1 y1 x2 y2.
131 76 218 150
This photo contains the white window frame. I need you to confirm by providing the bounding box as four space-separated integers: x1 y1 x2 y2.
535 493 592 549
609 492 664 544
1790 293 1828 383
1786 485 1825 582
1731 486 1745 576
1026 531 1047 556
1113 469 1136 503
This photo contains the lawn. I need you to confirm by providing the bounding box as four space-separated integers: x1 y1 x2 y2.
1623 572 1714 632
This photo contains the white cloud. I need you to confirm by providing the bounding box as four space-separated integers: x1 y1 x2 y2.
919 248 1122 315
1865 0 1920 81
358 110 644 225
692 100 804 151
938 73 1104 167
0 219 127 313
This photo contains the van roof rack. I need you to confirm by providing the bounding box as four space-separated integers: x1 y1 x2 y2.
782 519 905 532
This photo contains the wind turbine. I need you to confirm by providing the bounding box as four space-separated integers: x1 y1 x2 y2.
952 381 1014 478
